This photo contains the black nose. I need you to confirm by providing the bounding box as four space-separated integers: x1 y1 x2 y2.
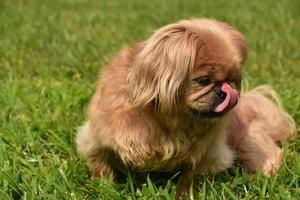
214 85 226 100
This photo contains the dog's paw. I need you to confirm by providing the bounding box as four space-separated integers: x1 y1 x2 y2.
175 185 189 200
262 149 282 176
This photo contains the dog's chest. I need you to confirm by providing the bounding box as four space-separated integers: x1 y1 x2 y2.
153 133 214 170
119 129 218 171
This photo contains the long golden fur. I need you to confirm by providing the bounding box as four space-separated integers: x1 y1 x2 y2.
77 19 296 193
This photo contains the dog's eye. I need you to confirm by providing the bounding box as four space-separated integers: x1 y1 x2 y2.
194 76 211 86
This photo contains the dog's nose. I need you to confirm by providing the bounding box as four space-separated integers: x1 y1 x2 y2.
214 84 226 100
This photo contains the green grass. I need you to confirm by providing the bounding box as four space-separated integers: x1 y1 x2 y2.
0 0 299 199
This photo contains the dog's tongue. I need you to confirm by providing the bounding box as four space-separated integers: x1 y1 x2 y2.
214 83 238 113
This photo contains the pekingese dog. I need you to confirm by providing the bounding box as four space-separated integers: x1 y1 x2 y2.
77 19 296 195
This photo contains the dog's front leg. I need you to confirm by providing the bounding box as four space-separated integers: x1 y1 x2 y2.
176 167 194 199
87 149 115 179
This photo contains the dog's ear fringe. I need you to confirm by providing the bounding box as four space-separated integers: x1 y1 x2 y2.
128 22 199 113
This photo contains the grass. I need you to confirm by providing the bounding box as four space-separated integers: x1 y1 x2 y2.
0 0 299 199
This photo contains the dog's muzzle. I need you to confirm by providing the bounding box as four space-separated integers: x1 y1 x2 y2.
213 82 238 113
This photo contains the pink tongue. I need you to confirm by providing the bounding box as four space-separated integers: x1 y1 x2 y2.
214 83 238 113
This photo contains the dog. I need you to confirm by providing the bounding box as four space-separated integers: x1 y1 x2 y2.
77 18 296 195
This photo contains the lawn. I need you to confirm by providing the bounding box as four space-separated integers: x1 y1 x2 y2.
0 0 299 199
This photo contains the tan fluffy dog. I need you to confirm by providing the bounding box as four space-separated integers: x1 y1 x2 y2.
77 19 296 193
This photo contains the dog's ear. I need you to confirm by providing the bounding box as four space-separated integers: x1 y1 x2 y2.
218 21 247 61
129 23 199 113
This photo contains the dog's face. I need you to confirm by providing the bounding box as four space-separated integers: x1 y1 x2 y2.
129 19 246 118
187 30 243 118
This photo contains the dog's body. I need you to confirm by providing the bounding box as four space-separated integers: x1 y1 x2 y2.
77 19 296 192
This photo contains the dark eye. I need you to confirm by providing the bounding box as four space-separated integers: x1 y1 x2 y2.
194 76 211 86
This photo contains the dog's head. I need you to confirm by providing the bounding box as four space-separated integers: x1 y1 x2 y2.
129 19 246 118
